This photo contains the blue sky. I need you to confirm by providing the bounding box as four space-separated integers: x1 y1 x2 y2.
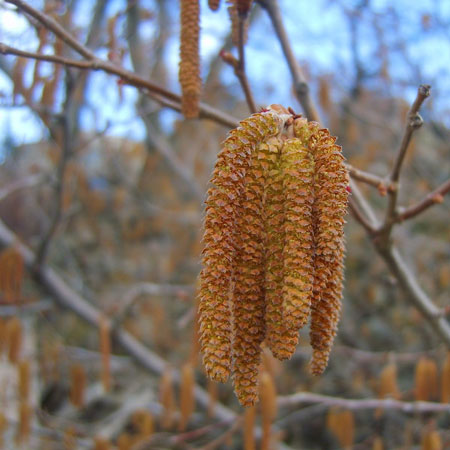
1 0 449 151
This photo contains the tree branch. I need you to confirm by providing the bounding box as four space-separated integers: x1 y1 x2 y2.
256 0 320 122
395 178 450 223
381 84 431 238
277 391 450 414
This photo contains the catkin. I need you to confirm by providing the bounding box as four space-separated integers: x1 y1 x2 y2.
179 0 201 118
70 364 86 408
199 110 283 384
231 137 280 406
199 106 348 405
280 136 315 333
309 125 348 375
178 363 195 430
441 352 450 403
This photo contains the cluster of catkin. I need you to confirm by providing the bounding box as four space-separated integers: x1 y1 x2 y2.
198 105 349 406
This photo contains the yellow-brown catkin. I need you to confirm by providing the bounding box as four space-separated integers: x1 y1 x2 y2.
131 409 154 438
280 135 315 344
93 437 111 450
308 123 348 375
178 363 195 431
64 426 77 450
415 357 439 401
263 136 298 360
378 363 400 399
0 319 6 355
159 368 176 429
208 0 221 11
7 317 22 363
326 408 355 449
179 0 201 118
243 405 256 450
117 433 132 450
260 371 277 450
441 352 450 403
231 136 282 406
0 247 24 303
0 413 6 448
18 360 30 402
70 364 86 408
421 429 442 450
16 402 31 444
372 436 384 450
199 110 283 383
99 317 111 392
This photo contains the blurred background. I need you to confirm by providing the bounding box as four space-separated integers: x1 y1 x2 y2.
0 0 449 448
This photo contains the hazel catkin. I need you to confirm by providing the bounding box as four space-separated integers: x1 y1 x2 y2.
198 106 348 405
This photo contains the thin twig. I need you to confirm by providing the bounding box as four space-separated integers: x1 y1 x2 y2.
235 12 257 113
256 0 320 122
5 0 96 60
346 164 391 193
395 178 450 223
380 84 431 238
0 43 234 129
0 174 45 202
348 196 376 234
34 70 74 267
199 417 244 450
277 391 450 413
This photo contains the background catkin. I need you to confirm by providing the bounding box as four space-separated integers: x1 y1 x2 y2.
179 0 201 118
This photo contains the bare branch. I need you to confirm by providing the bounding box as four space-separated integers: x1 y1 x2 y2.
374 244 450 347
395 178 450 222
5 0 96 60
0 174 45 202
256 0 320 122
348 196 377 234
381 85 431 236
235 13 257 113
346 164 391 193
277 391 450 414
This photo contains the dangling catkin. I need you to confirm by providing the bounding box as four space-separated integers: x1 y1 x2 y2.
198 106 348 405
7 317 22 363
70 364 86 408
308 124 348 375
441 352 450 403
179 0 201 118
159 367 176 429
199 109 285 384
415 357 438 401
178 363 195 430
231 136 282 406
280 134 315 332
99 317 111 392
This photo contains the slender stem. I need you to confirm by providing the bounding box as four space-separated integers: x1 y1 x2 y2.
256 0 320 122
381 85 431 239
0 43 239 129
34 70 74 267
5 0 96 60
235 13 257 113
277 391 450 413
346 164 391 192
348 197 376 234
395 178 450 222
